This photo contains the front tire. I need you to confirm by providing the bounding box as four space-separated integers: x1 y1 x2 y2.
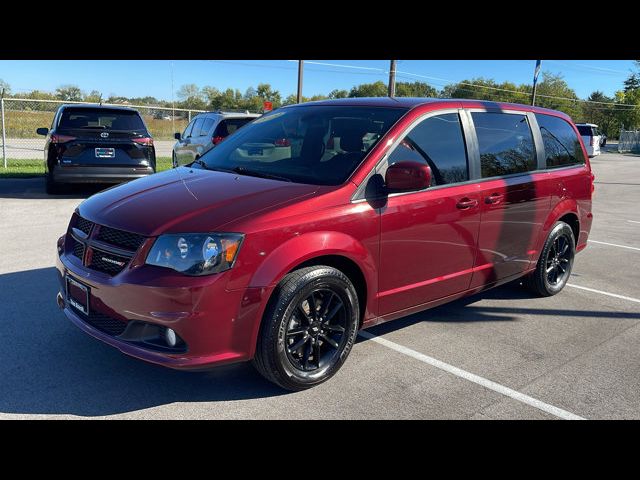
172 152 178 168
253 266 360 391
525 221 575 296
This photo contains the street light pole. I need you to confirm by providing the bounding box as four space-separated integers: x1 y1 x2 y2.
388 60 397 97
297 60 304 103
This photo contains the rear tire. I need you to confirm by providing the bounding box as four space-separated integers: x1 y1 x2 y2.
45 172 64 195
253 266 359 391
524 221 575 296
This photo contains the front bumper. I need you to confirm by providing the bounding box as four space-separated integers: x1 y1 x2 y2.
56 245 271 370
53 166 155 184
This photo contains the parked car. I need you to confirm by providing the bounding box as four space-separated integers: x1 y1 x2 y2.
172 111 260 167
575 123 603 157
37 104 156 194
56 98 593 391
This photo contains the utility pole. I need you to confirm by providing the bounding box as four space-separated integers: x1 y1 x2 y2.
1 88 6 169
297 60 304 103
531 60 542 106
388 60 397 97
170 61 175 135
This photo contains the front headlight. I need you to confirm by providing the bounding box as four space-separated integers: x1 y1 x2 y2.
146 233 244 276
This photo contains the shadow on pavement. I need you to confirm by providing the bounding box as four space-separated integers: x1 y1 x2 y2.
0 177 110 200
360 280 640 339
0 267 284 417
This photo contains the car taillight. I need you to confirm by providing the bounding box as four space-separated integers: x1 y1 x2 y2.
212 135 225 145
274 138 291 147
327 137 335 149
50 134 76 144
133 137 153 146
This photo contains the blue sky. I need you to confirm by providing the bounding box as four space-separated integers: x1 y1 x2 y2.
0 60 636 101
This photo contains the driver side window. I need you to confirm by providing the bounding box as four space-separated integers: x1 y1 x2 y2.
384 112 469 187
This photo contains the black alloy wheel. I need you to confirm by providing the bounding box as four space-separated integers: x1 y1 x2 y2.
253 265 359 391
525 221 575 296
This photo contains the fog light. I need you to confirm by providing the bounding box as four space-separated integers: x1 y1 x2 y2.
165 328 177 347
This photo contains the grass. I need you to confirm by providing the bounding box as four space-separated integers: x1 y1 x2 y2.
2 109 189 140
0 157 173 178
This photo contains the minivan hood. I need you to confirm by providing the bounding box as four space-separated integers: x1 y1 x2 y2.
78 167 319 236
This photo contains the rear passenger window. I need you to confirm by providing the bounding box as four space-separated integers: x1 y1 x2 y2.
471 112 536 178
536 114 586 168
386 113 469 186
200 118 215 136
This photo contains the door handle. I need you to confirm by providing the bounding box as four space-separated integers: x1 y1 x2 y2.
485 193 504 204
456 198 478 209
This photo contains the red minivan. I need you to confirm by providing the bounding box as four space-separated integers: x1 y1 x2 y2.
55 98 593 390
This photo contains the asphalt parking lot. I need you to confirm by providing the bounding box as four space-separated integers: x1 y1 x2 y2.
1 149 639 419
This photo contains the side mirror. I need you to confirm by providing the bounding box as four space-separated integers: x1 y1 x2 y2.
385 161 432 192
174 132 181 140
36 127 49 136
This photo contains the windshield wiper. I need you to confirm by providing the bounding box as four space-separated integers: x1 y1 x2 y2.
231 166 292 182
190 158 215 170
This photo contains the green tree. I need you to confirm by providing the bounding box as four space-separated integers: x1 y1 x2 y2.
0 78 10 95
84 90 102 103
581 91 618 137
55 84 84 101
613 89 640 130
623 73 640 93
256 83 282 105
177 84 207 110
349 81 387 97
395 81 438 97
328 89 349 99
531 72 582 119
440 77 527 103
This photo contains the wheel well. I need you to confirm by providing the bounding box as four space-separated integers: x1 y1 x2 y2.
559 213 579 243
294 255 367 325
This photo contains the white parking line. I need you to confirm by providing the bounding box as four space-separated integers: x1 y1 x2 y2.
566 283 640 304
358 330 585 420
589 240 640 251
628 220 640 224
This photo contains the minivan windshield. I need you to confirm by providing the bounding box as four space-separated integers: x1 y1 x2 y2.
196 106 406 185
59 108 146 132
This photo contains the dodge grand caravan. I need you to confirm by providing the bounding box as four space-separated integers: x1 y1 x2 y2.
55 98 594 390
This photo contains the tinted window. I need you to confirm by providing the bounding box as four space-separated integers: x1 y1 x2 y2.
190 118 204 138
59 108 145 131
199 118 215 136
536 114 586 168
577 125 594 136
182 119 196 138
472 112 536 178
386 113 469 186
198 106 406 186
214 118 254 137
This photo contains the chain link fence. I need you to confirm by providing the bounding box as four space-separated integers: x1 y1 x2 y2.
0 97 207 166
618 129 640 154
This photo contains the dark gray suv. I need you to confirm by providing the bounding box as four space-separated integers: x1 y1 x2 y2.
37 104 156 194
172 111 259 167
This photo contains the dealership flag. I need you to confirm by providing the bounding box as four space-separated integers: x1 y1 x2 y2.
533 60 542 84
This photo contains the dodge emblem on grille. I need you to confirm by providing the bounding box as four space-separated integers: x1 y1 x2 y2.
101 256 125 267
100 132 109 138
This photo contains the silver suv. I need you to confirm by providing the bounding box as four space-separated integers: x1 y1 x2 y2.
172 111 260 167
